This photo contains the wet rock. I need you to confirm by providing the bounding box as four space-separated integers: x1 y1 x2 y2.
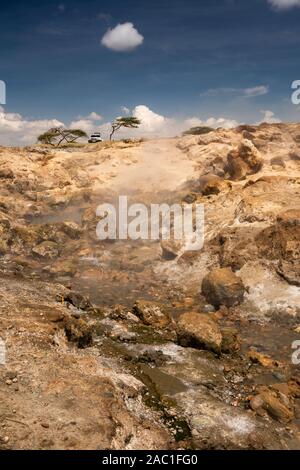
226 140 263 180
133 300 172 329
218 228 259 271
248 350 279 368
82 207 97 230
277 260 300 287
64 317 93 348
221 327 240 354
36 223 69 245
288 376 300 398
61 222 83 239
109 323 137 342
107 305 140 324
250 387 294 423
46 259 78 277
161 239 183 260
177 311 222 354
201 267 245 308
64 291 92 310
12 225 40 250
32 241 59 259
198 174 229 196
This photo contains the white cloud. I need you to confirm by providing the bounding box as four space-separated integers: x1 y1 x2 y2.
101 22 144 52
86 112 102 121
243 85 269 98
133 105 167 132
203 117 239 129
0 104 282 146
180 116 238 131
68 119 95 134
200 85 269 99
258 110 282 124
70 112 102 133
183 117 203 128
127 105 238 138
0 107 105 145
0 106 64 146
267 0 300 9
121 106 130 115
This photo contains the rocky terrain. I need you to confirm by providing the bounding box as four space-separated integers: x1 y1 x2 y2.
0 123 299 450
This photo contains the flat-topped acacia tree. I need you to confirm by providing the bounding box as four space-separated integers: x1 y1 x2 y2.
182 126 214 136
38 127 88 147
109 117 141 141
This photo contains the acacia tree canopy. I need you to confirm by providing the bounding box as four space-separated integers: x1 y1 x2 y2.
182 126 214 136
110 117 141 141
38 127 88 146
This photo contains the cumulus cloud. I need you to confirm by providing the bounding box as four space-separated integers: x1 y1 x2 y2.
120 105 239 138
101 22 144 52
258 110 282 124
86 112 102 121
203 117 239 129
0 106 64 146
68 119 95 134
267 0 300 9
67 111 103 134
0 107 105 146
200 85 269 99
0 104 282 146
133 105 167 133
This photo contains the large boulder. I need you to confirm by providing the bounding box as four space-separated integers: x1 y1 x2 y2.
177 311 222 354
226 140 263 180
201 267 245 308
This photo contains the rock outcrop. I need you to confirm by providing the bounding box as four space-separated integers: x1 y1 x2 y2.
226 140 263 180
201 268 245 308
177 311 222 353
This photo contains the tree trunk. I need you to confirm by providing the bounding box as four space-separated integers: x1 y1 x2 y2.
109 129 115 141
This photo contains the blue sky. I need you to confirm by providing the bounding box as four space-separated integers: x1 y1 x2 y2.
1 0 300 144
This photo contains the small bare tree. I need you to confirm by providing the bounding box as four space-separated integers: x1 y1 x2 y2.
109 117 141 141
38 127 87 147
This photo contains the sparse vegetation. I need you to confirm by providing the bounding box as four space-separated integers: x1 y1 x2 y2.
109 116 141 141
183 126 214 136
37 127 88 147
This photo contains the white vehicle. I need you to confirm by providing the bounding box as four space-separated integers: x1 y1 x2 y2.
88 133 103 143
